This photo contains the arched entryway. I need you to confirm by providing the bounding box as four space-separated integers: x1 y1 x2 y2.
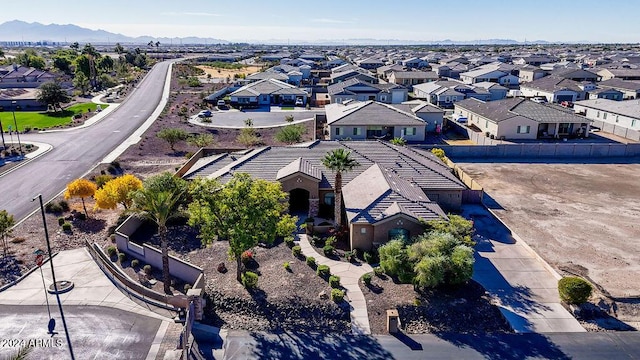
289 188 310 213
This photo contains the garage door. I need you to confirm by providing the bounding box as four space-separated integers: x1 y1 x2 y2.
556 95 574 102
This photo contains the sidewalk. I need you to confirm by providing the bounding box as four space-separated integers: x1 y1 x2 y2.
464 204 585 333
297 235 373 335
0 141 53 178
0 247 172 321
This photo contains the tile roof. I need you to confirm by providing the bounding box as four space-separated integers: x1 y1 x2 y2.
456 98 592 124
276 157 323 181
574 99 640 119
343 164 447 224
325 101 425 126
521 75 583 93
230 78 307 97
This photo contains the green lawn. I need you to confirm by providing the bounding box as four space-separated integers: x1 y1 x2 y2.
0 103 108 132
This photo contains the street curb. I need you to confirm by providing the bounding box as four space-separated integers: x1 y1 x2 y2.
0 141 53 179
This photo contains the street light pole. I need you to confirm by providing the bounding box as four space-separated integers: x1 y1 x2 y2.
33 194 75 360
11 101 22 155
0 114 6 150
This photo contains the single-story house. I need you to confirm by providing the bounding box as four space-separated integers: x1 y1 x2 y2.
330 68 378 84
574 99 640 132
597 78 640 99
473 82 509 101
588 88 624 101
325 100 427 141
454 97 592 140
357 58 385 70
389 100 444 133
327 77 407 104
460 67 508 85
519 75 588 103
0 65 56 89
179 140 466 250
228 78 308 107
552 68 600 82
519 66 547 83
0 88 45 110
597 68 640 81
387 71 438 90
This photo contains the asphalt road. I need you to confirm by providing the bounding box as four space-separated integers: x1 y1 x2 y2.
0 305 162 360
220 330 640 360
0 60 172 222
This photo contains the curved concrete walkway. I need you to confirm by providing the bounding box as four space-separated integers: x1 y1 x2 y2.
297 234 373 335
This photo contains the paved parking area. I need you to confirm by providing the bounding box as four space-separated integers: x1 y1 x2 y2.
0 305 163 360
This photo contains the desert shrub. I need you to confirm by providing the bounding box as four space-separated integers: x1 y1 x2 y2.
292 245 302 257
275 124 305 144
331 289 345 302
58 217 65 226
241 250 253 265
76 212 87 221
362 273 372 285
106 245 117 257
306 256 316 267
323 245 334 256
431 148 448 162
45 202 62 214
364 249 379 264
390 137 407 146
344 250 356 262
143 265 152 275
59 200 70 212
62 222 72 232
373 266 384 277
378 240 409 276
118 252 126 263
316 264 330 278
242 271 259 289
324 236 337 247
284 236 295 248
283 261 291 271
131 259 140 268
311 235 323 247
94 174 114 189
329 275 341 288
558 277 593 304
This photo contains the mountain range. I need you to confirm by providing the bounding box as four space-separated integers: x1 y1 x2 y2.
0 20 228 45
0 20 553 46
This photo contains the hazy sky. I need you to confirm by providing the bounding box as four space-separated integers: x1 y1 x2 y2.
2 0 639 43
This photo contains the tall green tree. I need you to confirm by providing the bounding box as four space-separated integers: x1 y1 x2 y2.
81 43 100 87
114 43 125 55
132 173 189 294
188 173 296 282
73 71 90 95
0 210 15 257
321 148 360 227
70 42 80 53
37 81 70 112
157 128 189 151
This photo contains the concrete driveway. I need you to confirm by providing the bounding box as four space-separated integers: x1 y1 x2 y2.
464 204 585 333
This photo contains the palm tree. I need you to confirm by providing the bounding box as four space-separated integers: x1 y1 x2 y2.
322 148 360 227
132 177 187 294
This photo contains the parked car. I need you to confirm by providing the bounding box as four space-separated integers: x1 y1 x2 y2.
198 110 212 118
217 100 226 107
531 97 547 104
295 98 304 106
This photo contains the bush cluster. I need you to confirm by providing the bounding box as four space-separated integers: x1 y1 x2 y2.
242 271 259 289
143 265 152 275
305 256 316 267
106 245 117 257
331 289 345 302
558 277 593 304
118 252 126 263
292 245 302 257
323 245 334 256
45 200 70 214
329 275 341 288
284 236 295 248
131 259 140 268
362 273 372 285
316 264 330 278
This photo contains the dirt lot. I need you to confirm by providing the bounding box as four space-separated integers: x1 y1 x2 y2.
457 161 640 300
196 64 262 80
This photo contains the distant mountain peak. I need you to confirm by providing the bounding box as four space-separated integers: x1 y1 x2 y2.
0 20 229 45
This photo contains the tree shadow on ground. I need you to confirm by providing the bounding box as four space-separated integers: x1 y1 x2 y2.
248 331 393 360
73 217 107 234
0 255 23 285
433 332 571 360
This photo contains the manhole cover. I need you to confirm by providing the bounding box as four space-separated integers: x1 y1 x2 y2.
47 280 74 294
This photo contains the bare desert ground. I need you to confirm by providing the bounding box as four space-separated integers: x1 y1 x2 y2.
196 64 262 80
458 160 640 299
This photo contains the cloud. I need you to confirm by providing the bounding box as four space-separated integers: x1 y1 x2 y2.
161 11 222 17
311 18 353 24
